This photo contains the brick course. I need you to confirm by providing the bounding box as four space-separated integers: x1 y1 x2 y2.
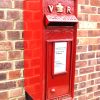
75 0 100 100
0 0 24 99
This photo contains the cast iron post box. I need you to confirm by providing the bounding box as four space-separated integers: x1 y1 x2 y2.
24 0 78 99
44 0 78 99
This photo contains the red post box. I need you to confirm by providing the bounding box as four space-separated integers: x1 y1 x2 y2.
24 0 78 100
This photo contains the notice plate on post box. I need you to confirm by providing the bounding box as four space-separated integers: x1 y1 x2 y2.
54 42 67 74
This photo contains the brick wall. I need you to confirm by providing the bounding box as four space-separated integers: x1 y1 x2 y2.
0 0 100 100
0 0 25 100
75 0 100 100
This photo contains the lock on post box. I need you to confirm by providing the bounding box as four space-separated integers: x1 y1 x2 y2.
44 0 78 99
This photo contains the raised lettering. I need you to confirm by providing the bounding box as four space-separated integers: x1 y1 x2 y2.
67 6 71 14
48 5 54 13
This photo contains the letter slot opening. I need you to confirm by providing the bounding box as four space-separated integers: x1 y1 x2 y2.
45 14 78 26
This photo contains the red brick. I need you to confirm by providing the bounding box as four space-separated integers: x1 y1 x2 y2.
15 1 23 9
97 23 100 28
15 21 23 30
98 8 100 14
92 98 100 100
77 0 100 99
31 76 42 85
94 91 100 96
8 70 21 80
9 88 23 98
88 59 97 66
78 14 88 21
96 98 100 100
0 51 7 61
78 0 89 5
8 51 22 60
76 54 79 60
0 42 12 50
88 45 100 51
81 6 96 14
89 15 100 22
26 1 41 11
0 32 5 40
33 11 43 21
16 79 24 87
86 93 93 99
78 0 86 4
97 59 100 64
0 0 24 99
90 0 100 6
74 84 78 90
95 78 100 84
87 87 93 93
0 0 12 8
0 21 13 30
24 11 33 22
79 82 86 89
77 30 88 37
77 39 79 45
0 62 12 70
23 31 33 41
77 46 87 52
7 31 20 40
96 52 100 58
75 75 87 83
80 67 94 74
15 60 24 69
76 61 87 68
7 11 20 20
0 73 6 81
78 38 88 45
0 11 4 19
78 95 87 100
87 80 94 87
75 69 78 76
79 38 99 45
75 89 86 96
85 0 89 5
89 72 100 79
97 38 100 43
97 85 100 90
15 41 23 50
21 31 24 39
80 53 95 60
88 30 100 37
0 92 8 99
26 21 41 30
74 98 78 100
96 66 100 71
0 81 16 90
88 73 97 79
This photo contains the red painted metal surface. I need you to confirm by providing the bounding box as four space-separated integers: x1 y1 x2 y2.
46 40 72 99
44 0 75 15
44 27 76 100
44 0 78 99
24 0 78 99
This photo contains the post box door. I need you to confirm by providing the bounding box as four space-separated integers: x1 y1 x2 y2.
46 40 72 99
